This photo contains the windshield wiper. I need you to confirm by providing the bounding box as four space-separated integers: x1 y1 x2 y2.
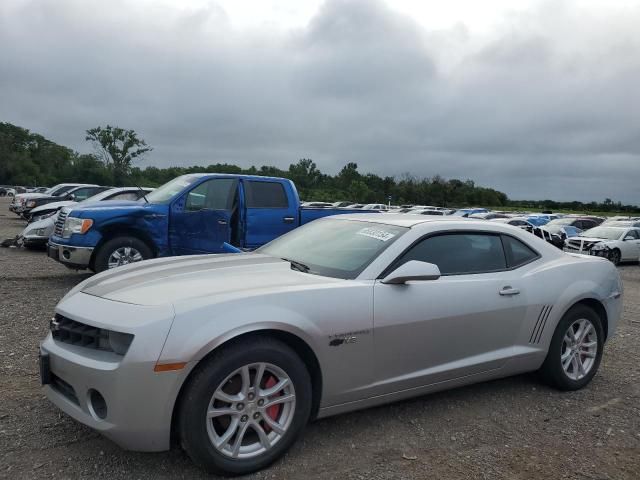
281 257 310 273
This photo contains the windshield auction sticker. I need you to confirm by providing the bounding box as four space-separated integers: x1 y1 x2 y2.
357 227 396 242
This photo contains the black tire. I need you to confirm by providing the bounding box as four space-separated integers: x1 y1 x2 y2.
539 304 604 390
178 338 312 476
608 248 621 266
93 235 153 273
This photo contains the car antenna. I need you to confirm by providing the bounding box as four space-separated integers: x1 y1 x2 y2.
133 181 149 203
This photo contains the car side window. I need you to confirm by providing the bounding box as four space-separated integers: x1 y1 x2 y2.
110 192 139 201
394 233 507 275
502 235 539 268
71 188 94 201
185 179 237 212
626 230 640 239
245 181 288 208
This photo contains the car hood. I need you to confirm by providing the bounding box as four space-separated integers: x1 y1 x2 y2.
31 200 76 214
76 253 342 306
69 200 148 217
14 193 48 200
574 236 609 242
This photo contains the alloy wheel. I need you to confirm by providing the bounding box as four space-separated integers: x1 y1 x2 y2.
206 362 296 459
107 246 143 269
561 318 598 381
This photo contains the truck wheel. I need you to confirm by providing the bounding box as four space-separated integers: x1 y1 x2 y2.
94 236 152 273
178 338 312 475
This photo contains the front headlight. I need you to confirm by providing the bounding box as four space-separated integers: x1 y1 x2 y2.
591 243 606 251
39 211 57 220
26 200 36 208
62 217 93 238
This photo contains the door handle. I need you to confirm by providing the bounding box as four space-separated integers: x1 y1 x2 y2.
499 286 520 296
283 216 295 223
218 220 228 225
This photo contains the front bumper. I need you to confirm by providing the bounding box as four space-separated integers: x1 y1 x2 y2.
40 293 180 451
48 241 94 268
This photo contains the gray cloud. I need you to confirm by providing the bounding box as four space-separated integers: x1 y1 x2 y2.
1 0 639 203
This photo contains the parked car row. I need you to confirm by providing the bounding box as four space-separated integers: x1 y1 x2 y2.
0 185 49 196
19 187 155 249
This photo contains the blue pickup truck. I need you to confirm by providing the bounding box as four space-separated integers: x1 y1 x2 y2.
48 173 368 272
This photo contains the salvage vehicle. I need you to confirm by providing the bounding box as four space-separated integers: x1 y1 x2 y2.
10 183 95 214
546 217 602 231
28 187 154 224
40 215 622 475
21 188 155 249
47 174 372 273
564 226 640 265
21 185 109 220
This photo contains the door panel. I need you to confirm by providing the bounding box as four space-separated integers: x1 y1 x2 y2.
372 271 527 396
243 180 298 248
169 179 236 255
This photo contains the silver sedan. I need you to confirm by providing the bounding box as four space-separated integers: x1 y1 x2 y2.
40 214 622 475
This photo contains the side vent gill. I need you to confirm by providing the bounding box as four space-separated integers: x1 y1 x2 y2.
529 305 553 344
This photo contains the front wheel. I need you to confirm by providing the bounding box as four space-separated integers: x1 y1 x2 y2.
539 305 604 390
178 338 312 476
608 248 621 266
93 236 152 273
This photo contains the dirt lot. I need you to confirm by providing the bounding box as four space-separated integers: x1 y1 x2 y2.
1 197 639 480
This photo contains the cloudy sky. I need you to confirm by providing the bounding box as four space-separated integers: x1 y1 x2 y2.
1 0 639 203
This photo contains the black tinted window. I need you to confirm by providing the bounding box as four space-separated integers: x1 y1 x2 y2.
626 230 640 239
396 233 507 275
186 179 236 211
245 181 288 208
502 235 539 268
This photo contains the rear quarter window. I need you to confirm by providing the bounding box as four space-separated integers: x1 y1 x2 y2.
502 235 539 268
245 181 289 208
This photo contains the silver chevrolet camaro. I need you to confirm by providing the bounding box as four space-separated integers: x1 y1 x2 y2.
40 214 623 475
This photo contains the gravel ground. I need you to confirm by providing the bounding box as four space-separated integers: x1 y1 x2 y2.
1 197 639 479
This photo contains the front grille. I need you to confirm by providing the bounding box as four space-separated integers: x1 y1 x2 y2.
50 314 110 351
54 210 67 237
50 314 133 355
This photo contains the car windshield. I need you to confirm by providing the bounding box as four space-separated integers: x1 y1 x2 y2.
258 219 408 279
580 227 623 240
145 175 201 203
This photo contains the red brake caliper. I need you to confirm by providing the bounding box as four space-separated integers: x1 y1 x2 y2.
262 375 282 433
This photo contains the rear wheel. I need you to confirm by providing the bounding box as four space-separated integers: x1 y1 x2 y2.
93 236 152 273
178 338 312 475
540 305 604 390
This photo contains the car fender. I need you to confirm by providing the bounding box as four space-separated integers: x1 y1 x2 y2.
157 303 323 368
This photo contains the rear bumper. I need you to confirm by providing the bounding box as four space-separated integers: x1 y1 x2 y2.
48 241 93 269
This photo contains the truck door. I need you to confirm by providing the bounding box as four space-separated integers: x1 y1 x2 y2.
243 179 298 249
170 178 238 255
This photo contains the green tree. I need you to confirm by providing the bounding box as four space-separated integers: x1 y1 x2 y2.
85 125 152 185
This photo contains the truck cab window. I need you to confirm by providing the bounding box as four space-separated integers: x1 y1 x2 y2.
245 181 288 208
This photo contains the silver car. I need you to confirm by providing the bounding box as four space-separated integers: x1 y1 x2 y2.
40 215 623 475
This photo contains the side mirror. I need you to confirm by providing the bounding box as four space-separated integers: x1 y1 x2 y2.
67 194 76 201
381 260 441 284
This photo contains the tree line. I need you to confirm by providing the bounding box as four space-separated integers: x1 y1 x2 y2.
1 122 637 212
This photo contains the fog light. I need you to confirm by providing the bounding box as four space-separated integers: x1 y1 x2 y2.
88 389 107 420
62 250 71 260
